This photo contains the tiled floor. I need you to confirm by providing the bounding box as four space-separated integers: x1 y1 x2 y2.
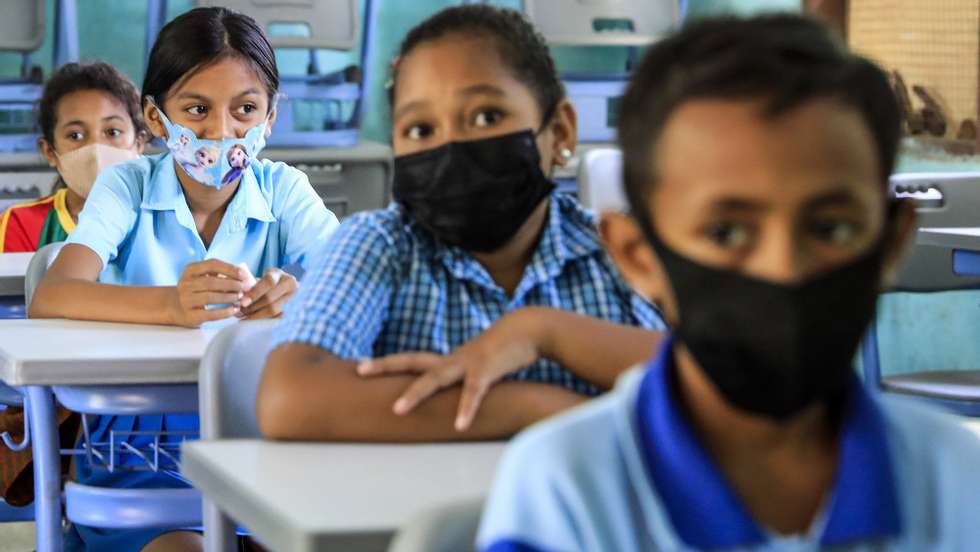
0 522 34 551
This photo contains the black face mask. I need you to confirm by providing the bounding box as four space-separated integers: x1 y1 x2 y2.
392 129 556 253
641 220 888 419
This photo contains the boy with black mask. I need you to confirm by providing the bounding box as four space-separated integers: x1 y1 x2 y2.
478 15 980 551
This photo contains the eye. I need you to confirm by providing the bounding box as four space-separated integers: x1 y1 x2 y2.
404 123 433 141
105 128 123 138
185 104 208 116
473 109 504 128
66 131 84 141
704 222 753 249
236 103 258 115
809 219 861 245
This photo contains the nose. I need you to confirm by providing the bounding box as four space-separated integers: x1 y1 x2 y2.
749 223 812 285
202 111 237 140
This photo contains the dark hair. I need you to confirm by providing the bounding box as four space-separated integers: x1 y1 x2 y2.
143 6 279 109
619 14 901 216
38 61 149 144
390 5 564 126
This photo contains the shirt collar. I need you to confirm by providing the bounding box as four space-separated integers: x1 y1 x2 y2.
431 193 601 293
635 336 902 549
140 153 275 227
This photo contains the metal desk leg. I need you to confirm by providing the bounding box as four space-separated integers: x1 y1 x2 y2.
27 386 62 552
203 499 237 552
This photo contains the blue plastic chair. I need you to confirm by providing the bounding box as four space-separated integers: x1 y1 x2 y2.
197 320 278 552
863 173 980 416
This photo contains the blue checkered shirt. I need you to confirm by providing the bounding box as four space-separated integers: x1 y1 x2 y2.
272 193 666 396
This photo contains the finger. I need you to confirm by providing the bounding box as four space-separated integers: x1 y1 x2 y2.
191 291 243 307
393 374 449 416
241 277 295 315
186 276 246 294
183 259 243 280
240 274 277 308
238 302 286 321
189 305 240 325
455 376 491 432
356 352 443 377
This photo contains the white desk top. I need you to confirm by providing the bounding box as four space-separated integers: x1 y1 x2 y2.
0 319 226 385
182 440 506 552
917 227 980 250
0 253 31 297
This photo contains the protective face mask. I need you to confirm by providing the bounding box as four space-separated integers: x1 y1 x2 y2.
642 219 889 419
56 143 140 198
148 97 270 190
392 129 555 253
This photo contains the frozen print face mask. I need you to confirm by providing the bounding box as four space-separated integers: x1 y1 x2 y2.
147 96 272 189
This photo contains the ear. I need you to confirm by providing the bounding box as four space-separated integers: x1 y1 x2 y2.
548 99 578 168
880 200 918 288
265 103 278 137
38 137 58 168
600 211 670 306
143 100 168 140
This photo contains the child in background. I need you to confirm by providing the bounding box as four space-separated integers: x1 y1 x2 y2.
478 15 980 551
0 62 147 252
259 5 665 442
30 7 338 551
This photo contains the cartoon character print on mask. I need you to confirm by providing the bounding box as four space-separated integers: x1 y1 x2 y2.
179 144 221 186
221 144 250 186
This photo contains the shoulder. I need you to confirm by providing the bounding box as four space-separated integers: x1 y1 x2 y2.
96 154 161 205
554 193 600 240
250 158 307 187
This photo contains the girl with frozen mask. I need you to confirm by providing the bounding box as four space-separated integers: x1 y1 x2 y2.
30 7 338 551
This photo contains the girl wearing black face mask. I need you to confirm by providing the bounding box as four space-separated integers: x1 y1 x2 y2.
258 5 667 443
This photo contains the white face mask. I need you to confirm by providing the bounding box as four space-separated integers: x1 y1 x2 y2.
55 143 140 198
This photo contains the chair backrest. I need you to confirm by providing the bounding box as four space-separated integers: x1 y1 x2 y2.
196 0 359 50
199 319 279 440
577 147 627 213
24 242 65 307
523 0 679 46
0 0 44 53
888 172 980 292
387 497 485 552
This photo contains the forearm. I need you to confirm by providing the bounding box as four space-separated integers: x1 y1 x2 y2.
258 345 586 442
30 278 176 325
520 307 663 389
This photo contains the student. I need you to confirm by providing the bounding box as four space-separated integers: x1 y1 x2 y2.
0 60 147 509
259 5 665 441
477 15 980 551
0 62 147 252
31 7 338 552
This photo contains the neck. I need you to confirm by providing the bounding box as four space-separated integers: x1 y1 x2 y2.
63 186 85 223
173 159 239 216
671 343 841 534
471 197 550 296
673 343 837 459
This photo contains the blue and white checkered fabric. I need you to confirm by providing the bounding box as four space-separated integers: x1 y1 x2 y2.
272 193 666 396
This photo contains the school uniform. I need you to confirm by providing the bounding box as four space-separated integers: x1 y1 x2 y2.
478 336 980 552
0 187 75 252
272 192 665 395
63 151 338 551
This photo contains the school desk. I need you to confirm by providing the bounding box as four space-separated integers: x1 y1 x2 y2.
0 318 227 552
181 440 506 552
0 252 31 297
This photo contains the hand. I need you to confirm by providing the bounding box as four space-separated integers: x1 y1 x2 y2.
238 268 298 320
170 259 247 328
357 311 542 431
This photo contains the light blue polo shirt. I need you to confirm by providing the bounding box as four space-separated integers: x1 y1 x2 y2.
68 151 338 283
62 152 338 552
478 336 980 551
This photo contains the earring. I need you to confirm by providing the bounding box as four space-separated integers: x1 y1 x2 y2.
561 148 573 160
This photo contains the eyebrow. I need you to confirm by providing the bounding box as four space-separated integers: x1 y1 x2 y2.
705 197 768 213
392 84 508 122
803 189 863 209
